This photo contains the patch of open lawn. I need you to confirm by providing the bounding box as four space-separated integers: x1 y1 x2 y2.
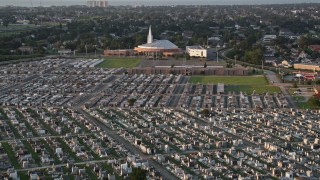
189 75 268 85
190 76 280 94
292 96 305 102
97 58 142 68
297 97 320 109
288 88 297 95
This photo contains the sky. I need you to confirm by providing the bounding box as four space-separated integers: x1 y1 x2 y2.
0 0 319 7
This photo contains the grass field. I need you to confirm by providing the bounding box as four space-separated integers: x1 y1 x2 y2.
190 76 281 94
288 88 297 95
190 76 268 86
190 75 268 85
97 58 142 68
292 96 305 102
297 97 320 109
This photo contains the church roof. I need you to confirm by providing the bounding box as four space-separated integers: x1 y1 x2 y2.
138 40 178 50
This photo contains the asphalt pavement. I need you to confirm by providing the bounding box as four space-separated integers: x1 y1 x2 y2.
264 70 297 109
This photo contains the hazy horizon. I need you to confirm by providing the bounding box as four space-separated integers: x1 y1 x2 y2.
0 0 320 7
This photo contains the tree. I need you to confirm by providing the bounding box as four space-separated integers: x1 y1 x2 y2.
306 81 313 85
127 98 136 106
244 48 263 65
134 34 145 47
186 53 190 60
129 168 147 180
65 42 77 51
275 36 287 46
201 109 210 117
2 19 9 27
226 62 233 68
314 92 320 99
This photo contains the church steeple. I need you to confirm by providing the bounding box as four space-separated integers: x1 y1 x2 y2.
147 25 153 44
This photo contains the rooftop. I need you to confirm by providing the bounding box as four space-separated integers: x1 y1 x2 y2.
138 40 179 50
186 46 205 50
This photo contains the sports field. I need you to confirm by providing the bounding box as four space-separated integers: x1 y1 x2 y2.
97 58 142 68
190 76 280 94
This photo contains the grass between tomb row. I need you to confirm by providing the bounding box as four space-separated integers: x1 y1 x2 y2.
97 58 142 68
189 76 280 94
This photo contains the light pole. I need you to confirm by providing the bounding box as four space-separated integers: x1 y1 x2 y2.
94 44 97 57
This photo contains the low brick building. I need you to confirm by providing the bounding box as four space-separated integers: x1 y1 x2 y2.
104 49 134 56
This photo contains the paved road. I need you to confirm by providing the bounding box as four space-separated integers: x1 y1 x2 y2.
264 70 297 108
279 86 297 109
264 70 281 84
167 95 181 107
78 108 179 180
173 85 185 94
178 76 190 84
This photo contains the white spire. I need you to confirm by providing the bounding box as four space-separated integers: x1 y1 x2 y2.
147 25 153 44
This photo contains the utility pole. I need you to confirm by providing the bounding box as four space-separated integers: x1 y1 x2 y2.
85 44 87 57
216 46 218 63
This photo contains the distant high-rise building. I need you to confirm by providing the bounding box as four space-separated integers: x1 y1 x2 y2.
87 0 108 7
